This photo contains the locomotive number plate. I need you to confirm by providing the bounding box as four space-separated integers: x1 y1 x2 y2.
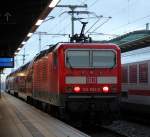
86 77 97 84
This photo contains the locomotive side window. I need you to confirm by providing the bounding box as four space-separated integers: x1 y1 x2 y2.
66 50 90 67
92 51 116 68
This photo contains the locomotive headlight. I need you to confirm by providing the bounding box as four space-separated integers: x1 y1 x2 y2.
74 86 81 93
102 86 109 93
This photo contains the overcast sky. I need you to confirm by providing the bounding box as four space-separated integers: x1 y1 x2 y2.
3 0 150 80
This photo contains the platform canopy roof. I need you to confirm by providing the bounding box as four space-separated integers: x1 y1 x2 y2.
108 30 150 52
0 0 58 58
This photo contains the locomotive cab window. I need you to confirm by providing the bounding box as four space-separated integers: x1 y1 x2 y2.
66 49 116 68
92 51 116 68
66 50 90 67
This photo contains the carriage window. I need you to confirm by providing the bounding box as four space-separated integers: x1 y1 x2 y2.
139 63 148 83
93 51 116 68
129 64 137 83
122 66 128 83
66 51 90 67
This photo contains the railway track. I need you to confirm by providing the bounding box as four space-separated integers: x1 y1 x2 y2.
84 126 128 137
103 120 150 137
69 118 150 137
67 120 127 137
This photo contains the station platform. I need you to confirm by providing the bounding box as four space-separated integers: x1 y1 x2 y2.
0 92 90 137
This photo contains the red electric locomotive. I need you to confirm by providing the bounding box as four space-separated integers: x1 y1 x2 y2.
6 42 121 124
6 23 121 124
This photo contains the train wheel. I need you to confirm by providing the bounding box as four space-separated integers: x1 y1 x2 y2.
14 92 18 97
27 96 31 104
49 105 65 120
50 105 59 118
47 104 51 114
41 102 48 112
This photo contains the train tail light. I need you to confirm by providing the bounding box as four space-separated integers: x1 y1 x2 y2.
74 86 81 93
102 86 109 93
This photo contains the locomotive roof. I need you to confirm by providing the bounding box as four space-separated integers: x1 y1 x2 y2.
7 42 119 77
33 44 57 61
32 42 117 62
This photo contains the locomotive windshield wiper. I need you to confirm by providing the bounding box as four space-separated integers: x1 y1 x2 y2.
66 56 72 69
109 66 114 69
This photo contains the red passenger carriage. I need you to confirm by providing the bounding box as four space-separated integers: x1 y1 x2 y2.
121 60 150 115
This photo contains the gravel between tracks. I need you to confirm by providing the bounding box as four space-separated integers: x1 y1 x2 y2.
104 120 150 137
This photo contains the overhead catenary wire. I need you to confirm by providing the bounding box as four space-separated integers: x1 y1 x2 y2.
45 7 69 33
87 0 139 33
58 21 71 35
89 32 119 37
44 1 112 40
127 0 130 24
56 4 88 36
111 13 150 32
89 17 112 33
85 15 103 34
89 0 99 8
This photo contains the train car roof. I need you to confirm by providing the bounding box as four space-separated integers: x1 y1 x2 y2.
7 42 120 77
8 62 31 77
33 44 57 61
33 42 118 61
7 44 57 77
53 42 119 50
